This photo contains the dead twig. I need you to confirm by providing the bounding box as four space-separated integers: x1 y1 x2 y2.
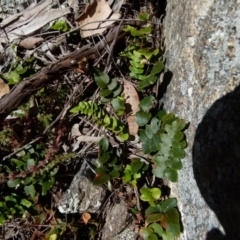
0 22 131 119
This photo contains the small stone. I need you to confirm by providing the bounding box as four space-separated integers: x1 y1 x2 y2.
58 160 106 214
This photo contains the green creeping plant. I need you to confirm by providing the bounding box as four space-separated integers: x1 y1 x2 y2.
50 20 71 32
121 20 165 90
137 109 187 183
93 69 123 103
93 137 121 185
70 101 129 141
140 198 181 240
122 158 148 187
0 145 74 225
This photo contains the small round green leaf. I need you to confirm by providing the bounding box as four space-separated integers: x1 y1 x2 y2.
94 71 110 88
122 169 132 183
137 25 152 35
139 129 148 142
158 143 171 157
130 72 146 80
149 233 158 240
11 158 25 168
99 138 109 151
93 173 110 185
164 168 178 182
161 133 173 146
166 158 182 170
138 13 149 21
100 89 112 97
21 199 32 208
133 50 142 58
129 54 141 63
5 195 17 203
162 230 175 240
118 132 129 141
140 187 151 196
50 167 59 176
165 125 175 139
101 97 111 103
151 135 161 152
139 95 155 112
151 60 164 75
174 131 184 142
7 179 21 188
159 198 178 213
108 117 118 130
135 111 151 126
151 117 161 133
24 176 33 185
164 208 180 236
149 223 163 237
131 158 144 175
138 78 152 90
170 148 185 159
113 85 122 97
70 106 80 113
151 188 161 200
172 140 187 149
154 156 168 165
41 179 54 195
103 114 111 126
108 78 118 91
177 120 187 130
0 216 6 224
129 66 144 74
130 60 144 69
27 159 35 170
161 113 175 123
95 166 108 174
24 184 36 199
146 213 163 223
99 152 110 164
140 227 153 239
145 125 153 139
152 166 165 179
111 97 125 115
109 169 120 178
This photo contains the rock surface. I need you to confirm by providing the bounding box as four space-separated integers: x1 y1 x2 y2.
101 199 136 240
163 0 240 239
58 160 106 214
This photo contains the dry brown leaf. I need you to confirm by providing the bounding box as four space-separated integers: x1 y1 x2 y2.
122 79 140 136
72 135 103 151
75 0 120 38
98 12 121 29
0 78 10 99
82 212 91 224
127 116 139 137
70 124 81 138
19 37 44 49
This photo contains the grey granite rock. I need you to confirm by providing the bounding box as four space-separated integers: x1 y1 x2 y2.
58 160 106 214
101 199 137 240
163 0 240 239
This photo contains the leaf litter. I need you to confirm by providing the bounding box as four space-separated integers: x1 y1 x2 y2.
0 0 166 239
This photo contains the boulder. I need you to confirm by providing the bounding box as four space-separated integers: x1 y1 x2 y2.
163 0 240 239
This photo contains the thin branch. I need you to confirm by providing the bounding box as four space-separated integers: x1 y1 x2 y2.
0 20 138 119
106 16 125 67
2 136 42 161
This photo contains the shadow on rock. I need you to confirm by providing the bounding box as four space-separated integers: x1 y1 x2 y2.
192 85 240 240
